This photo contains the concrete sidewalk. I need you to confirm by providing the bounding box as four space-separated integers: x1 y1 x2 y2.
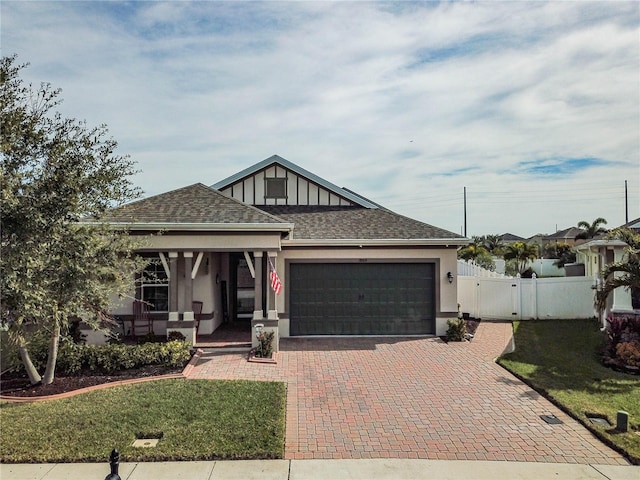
1 459 637 480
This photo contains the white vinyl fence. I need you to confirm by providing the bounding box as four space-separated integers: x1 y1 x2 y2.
457 261 596 320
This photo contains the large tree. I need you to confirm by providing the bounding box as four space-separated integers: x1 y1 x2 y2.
595 228 640 313
1 55 143 385
575 217 608 240
503 241 538 276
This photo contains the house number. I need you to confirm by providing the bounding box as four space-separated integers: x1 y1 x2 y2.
359 258 368 262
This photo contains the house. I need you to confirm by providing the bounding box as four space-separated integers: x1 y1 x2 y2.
101 155 468 347
499 233 526 244
575 217 640 322
542 226 584 248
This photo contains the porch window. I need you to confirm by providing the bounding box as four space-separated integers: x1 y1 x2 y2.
141 257 169 312
265 177 287 199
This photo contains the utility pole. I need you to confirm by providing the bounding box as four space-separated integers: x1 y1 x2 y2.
463 186 467 237
625 180 628 224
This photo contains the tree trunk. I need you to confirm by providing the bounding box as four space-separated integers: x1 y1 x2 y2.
17 335 42 385
42 322 60 385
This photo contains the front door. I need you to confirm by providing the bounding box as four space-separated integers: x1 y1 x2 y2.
230 253 255 322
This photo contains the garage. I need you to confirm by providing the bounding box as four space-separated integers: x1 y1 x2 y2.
289 262 436 336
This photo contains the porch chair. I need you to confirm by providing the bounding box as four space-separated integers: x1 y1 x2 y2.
132 301 153 337
192 301 203 334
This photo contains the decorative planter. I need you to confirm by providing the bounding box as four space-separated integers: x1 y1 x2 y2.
248 348 277 364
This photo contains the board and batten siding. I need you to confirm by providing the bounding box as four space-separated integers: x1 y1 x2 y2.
220 165 352 206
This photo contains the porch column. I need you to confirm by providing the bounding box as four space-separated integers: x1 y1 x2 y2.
611 247 634 313
168 252 179 321
253 251 264 320
183 251 194 321
267 251 278 320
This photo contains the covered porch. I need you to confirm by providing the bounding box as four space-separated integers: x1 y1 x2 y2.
105 230 288 351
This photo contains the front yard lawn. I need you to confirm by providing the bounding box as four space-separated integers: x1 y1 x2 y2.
498 319 640 464
0 379 286 463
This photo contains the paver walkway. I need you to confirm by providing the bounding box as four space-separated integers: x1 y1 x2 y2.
186 321 628 465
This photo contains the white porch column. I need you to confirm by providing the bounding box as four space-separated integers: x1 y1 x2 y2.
183 251 194 321
267 251 278 320
168 252 179 321
253 251 264 320
611 247 634 313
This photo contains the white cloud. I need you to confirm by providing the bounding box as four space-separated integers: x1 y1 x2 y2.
2 0 638 237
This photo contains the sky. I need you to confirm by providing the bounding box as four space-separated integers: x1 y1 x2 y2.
2 1 639 238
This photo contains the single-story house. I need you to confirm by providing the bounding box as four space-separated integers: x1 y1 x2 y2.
101 155 468 347
575 217 640 322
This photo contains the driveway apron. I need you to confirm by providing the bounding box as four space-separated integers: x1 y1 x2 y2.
187 322 628 465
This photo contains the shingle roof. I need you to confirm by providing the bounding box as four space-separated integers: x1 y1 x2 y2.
544 227 584 241
100 183 289 226
259 206 464 240
499 233 526 242
622 217 640 230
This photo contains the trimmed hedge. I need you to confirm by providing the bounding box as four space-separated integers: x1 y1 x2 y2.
10 339 192 376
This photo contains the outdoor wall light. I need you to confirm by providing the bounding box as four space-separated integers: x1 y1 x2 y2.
447 272 454 284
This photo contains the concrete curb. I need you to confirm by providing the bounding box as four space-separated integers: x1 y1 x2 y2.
1 459 637 480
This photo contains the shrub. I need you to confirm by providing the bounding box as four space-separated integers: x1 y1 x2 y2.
56 339 85 374
255 330 275 358
615 341 640 367
159 340 193 368
446 318 467 342
7 339 192 376
605 314 640 356
167 331 186 342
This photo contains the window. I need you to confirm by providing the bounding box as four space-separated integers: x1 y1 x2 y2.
265 177 287 199
141 257 169 312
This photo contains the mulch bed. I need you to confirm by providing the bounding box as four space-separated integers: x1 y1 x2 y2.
465 318 481 336
0 365 184 398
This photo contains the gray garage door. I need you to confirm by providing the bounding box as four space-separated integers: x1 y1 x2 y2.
289 263 435 336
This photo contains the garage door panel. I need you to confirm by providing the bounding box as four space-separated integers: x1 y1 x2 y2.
290 263 435 336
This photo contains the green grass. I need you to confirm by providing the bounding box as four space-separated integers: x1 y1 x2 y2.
0 379 286 463
498 319 640 464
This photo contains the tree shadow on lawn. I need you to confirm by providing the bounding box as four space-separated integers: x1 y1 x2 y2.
501 320 640 397
500 355 639 397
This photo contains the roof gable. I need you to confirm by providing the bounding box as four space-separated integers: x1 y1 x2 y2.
499 233 526 242
212 155 377 209
100 183 291 229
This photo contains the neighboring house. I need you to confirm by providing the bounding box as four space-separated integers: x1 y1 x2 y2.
542 226 584 247
499 233 526 245
575 217 640 321
102 155 467 346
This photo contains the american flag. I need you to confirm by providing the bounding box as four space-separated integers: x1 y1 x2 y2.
268 257 282 295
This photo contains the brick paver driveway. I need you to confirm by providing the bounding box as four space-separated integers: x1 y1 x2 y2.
187 321 628 465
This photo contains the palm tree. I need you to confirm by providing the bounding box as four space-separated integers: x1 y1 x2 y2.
457 237 495 271
595 228 640 312
503 241 538 275
484 234 505 255
575 217 608 240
